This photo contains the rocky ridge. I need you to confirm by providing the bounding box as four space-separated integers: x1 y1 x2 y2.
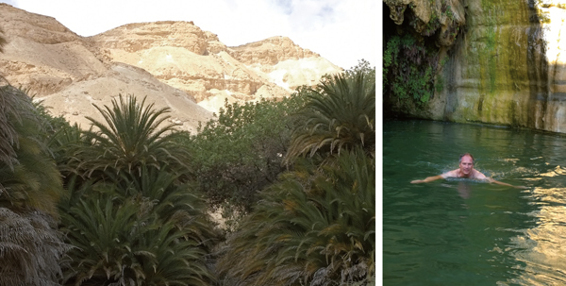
383 0 465 47
0 3 342 133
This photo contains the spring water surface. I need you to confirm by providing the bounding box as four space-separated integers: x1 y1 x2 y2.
383 120 566 285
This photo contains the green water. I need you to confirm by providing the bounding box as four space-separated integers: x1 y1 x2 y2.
383 120 566 286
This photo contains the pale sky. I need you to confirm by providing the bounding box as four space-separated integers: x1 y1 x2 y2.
1 0 377 70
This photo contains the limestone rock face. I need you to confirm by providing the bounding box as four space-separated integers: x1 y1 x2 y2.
90 23 284 104
0 3 212 133
435 0 566 133
231 36 342 91
0 3 106 95
36 62 213 133
0 3 80 44
90 26 342 110
385 0 566 134
88 21 226 56
229 36 318 65
0 3 342 132
383 0 466 47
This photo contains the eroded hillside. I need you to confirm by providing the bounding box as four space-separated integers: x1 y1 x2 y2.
0 3 342 132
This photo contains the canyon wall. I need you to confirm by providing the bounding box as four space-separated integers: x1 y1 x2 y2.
385 0 566 133
0 3 342 132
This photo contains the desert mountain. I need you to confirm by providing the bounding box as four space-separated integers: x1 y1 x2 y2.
0 3 342 133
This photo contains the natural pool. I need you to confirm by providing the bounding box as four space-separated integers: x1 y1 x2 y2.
383 120 566 285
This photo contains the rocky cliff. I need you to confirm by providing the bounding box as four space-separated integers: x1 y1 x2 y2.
0 3 342 133
384 0 566 134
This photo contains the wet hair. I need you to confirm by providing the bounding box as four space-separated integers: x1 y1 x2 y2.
459 153 474 163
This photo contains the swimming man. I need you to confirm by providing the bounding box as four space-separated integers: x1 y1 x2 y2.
411 153 528 189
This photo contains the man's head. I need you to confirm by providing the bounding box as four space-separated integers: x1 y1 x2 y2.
459 153 474 176
459 153 474 163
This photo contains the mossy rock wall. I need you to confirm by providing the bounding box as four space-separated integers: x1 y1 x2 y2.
386 0 566 133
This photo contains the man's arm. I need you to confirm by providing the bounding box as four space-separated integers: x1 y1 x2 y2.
475 171 528 189
487 178 529 189
411 175 444 184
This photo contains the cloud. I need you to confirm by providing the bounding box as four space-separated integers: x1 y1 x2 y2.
281 0 377 69
2 0 17 6
272 0 293 15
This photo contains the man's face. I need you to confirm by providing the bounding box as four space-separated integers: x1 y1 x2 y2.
459 155 474 176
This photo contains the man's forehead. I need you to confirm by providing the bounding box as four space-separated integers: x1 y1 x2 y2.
461 155 474 162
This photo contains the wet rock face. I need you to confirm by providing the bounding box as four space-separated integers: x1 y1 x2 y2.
432 0 535 127
385 0 566 134
383 0 466 48
436 0 566 133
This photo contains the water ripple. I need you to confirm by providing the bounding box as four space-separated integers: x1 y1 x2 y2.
384 120 566 286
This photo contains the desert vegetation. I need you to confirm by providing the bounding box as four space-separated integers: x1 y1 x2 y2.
0 28 376 285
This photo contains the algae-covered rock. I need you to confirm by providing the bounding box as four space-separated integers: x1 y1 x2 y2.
384 0 566 134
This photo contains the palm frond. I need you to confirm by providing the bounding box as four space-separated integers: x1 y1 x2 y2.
0 208 69 286
61 176 216 285
79 94 191 179
217 148 375 285
0 84 64 217
0 83 39 170
284 70 375 165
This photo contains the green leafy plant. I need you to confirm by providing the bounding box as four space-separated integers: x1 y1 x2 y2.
0 84 63 216
187 95 306 214
383 36 400 86
284 68 375 164
79 94 191 179
0 83 68 285
383 33 441 108
217 148 375 285
60 185 214 286
53 94 218 285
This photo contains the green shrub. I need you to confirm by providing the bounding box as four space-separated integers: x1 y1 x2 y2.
187 95 306 215
383 33 442 107
216 149 375 285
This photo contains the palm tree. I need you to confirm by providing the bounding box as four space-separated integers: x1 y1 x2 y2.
61 185 214 286
0 83 35 170
113 167 220 249
47 122 88 186
217 148 375 285
0 84 63 216
0 33 15 168
78 94 191 179
61 194 157 285
0 208 69 286
140 220 214 286
284 70 375 165
0 84 68 285
57 94 218 285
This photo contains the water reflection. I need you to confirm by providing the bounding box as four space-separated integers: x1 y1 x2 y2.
505 186 566 285
539 165 566 177
440 181 474 199
457 182 473 199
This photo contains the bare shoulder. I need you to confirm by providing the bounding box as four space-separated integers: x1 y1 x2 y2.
472 169 488 180
441 169 459 178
